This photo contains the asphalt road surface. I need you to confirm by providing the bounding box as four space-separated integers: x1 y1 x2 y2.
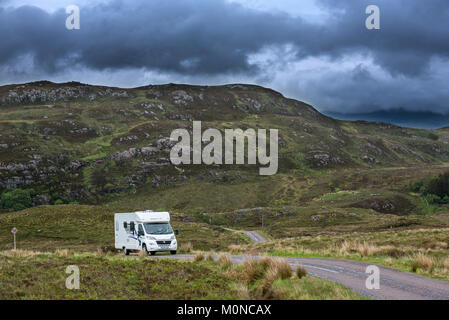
142 231 449 300
242 231 267 243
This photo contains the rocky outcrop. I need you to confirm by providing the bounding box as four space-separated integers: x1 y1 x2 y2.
0 86 90 105
170 90 193 106
0 83 132 106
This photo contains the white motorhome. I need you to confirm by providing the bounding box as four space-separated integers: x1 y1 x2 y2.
115 210 178 255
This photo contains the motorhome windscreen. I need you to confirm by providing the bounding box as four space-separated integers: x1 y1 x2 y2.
143 223 173 235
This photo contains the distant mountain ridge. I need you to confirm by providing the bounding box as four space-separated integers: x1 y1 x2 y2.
326 109 449 129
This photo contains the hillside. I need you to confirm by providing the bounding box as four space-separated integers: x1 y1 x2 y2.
1 81 449 213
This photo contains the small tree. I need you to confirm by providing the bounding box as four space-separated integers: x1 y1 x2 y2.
0 189 34 212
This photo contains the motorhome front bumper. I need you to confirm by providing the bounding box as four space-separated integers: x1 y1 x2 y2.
146 240 177 251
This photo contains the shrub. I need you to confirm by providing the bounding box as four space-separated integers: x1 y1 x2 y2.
443 196 449 204
412 180 423 192
0 188 34 212
425 194 441 204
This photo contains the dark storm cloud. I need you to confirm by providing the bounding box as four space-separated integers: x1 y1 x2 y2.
0 0 309 75
2 0 447 76
0 0 448 115
314 0 449 76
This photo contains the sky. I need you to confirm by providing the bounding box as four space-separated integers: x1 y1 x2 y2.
0 0 448 119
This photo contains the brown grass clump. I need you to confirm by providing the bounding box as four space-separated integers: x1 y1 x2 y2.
258 269 278 299
296 265 307 279
0 249 45 258
241 257 292 287
268 258 292 280
379 246 404 259
180 242 193 253
242 259 266 284
55 249 69 257
357 242 376 257
412 252 434 272
193 252 205 262
138 249 147 257
228 244 241 254
205 254 214 262
441 257 449 269
258 256 272 269
339 241 379 257
339 240 352 255
233 283 251 299
218 254 233 268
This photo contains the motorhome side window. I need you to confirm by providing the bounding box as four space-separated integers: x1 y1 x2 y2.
138 224 144 235
123 221 134 233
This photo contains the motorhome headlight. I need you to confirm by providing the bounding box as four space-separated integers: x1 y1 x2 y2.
170 235 175 240
147 236 157 240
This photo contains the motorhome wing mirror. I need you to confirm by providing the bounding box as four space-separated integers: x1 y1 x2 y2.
138 230 144 236
175 229 179 235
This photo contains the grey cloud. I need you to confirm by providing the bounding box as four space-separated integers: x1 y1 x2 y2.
313 0 449 76
3 0 447 77
0 0 449 115
0 1 308 75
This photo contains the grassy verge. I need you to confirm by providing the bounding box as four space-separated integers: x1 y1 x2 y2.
0 250 366 300
0 205 246 252
231 228 449 281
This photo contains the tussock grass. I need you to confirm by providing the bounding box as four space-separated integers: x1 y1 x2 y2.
244 228 449 280
357 242 376 257
218 254 233 268
55 249 69 257
228 256 359 300
233 283 251 299
179 242 193 253
228 244 242 254
242 258 266 285
267 258 292 280
193 253 205 262
412 253 434 273
0 249 47 258
138 249 147 257
442 257 449 269
296 265 307 279
0 253 237 299
0 249 365 300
